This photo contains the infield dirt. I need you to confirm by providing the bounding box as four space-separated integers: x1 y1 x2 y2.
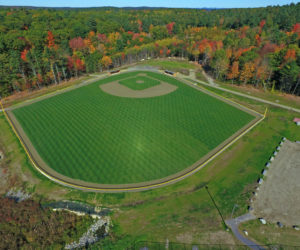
100 73 178 98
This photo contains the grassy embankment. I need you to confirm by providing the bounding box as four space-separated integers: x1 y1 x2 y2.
2 75 94 108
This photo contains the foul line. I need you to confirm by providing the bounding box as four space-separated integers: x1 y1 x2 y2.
0 81 267 192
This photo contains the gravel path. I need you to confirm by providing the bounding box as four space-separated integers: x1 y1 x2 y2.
179 70 300 114
226 213 265 250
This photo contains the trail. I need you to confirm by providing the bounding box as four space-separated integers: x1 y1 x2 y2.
226 213 265 250
177 70 300 114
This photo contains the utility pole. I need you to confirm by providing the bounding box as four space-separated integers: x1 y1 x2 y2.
205 186 228 230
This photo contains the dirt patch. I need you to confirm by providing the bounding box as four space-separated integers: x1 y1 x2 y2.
136 80 144 84
252 140 300 226
176 232 193 243
100 80 178 98
197 231 236 245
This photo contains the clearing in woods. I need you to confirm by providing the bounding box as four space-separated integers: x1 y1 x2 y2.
7 70 259 189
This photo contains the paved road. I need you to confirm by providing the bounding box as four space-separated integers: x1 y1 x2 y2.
226 213 265 250
179 70 300 114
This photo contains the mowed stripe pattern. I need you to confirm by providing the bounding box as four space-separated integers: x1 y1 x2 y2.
12 71 254 184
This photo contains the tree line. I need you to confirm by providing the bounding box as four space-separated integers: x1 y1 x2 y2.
0 3 299 96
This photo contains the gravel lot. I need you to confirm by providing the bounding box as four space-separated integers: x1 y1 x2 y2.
253 140 300 226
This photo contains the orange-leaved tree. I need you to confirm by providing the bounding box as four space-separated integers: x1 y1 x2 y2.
227 61 239 84
101 56 112 69
240 62 255 84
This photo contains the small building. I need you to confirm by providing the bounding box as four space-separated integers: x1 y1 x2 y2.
293 118 300 126
282 137 287 141
273 151 278 156
262 169 267 176
270 156 274 162
258 178 263 184
276 146 281 151
266 162 271 168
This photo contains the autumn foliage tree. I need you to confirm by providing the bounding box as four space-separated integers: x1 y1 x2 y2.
227 61 239 83
166 22 175 35
101 56 112 69
47 31 57 50
240 62 255 84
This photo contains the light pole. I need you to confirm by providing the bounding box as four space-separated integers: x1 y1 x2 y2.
231 204 239 219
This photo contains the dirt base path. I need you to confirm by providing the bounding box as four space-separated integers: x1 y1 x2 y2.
100 73 178 98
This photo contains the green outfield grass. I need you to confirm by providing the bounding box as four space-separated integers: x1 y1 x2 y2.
119 76 160 90
12 71 255 184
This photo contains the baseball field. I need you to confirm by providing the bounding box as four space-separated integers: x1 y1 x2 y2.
9 70 258 187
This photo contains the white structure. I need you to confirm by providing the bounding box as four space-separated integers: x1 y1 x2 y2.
293 118 300 126
259 218 267 224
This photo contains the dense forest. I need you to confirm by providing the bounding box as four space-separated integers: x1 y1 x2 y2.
0 3 299 97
